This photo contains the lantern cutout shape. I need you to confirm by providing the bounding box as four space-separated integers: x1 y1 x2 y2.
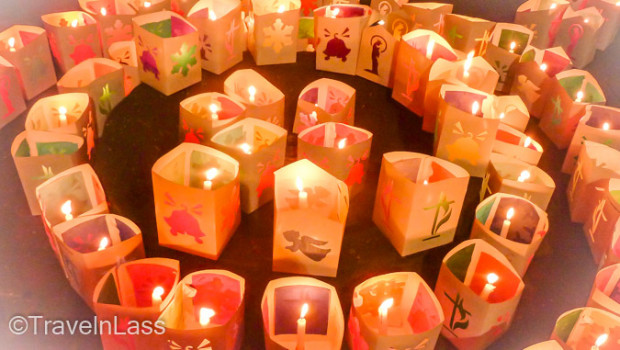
293 78 356 134
507 45 571 119
492 124 543 166
347 272 444 349
11 130 88 215
471 193 549 276
152 143 240 260
401 2 454 32
261 276 345 350
247 0 301 65
587 263 620 317
0 25 56 100
372 152 469 256
41 11 102 73
52 214 146 308
158 270 245 350
554 6 604 68
133 10 201 96
179 92 246 144
480 154 555 210
539 69 606 150
314 4 371 75
187 0 245 75
584 178 620 265
440 14 496 55
491 95 531 133
0 56 26 130
273 159 349 277
514 0 570 49
57 58 125 138
524 340 564 350
211 118 287 214
356 20 398 87
391 29 458 116
297 122 372 197
563 105 620 174
35 164 108 256
550 307 620 349
434 84 499 178
108 40 141 95
369 0 406 20
422 55 499 133
24 93 96 161
567 142 620 224
223 69 285 127
434 239 525 349
92 258 180 350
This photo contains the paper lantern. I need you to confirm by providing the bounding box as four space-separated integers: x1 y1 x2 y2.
356 20 399 87
133 10 201 95
261 276 345 350
223 69 285 127
108 40 141 95
293 78 356 134
391 29 458 116
92 258 180 350
523 340 564 349
492 95 530 133
152 143 240 259
441 14 496 55
492 124 543 166
471 193 549 276
52 214 145 308
571 0 620 51
583 178 620 264
314 4 371 75
179 92 246 144
57 58 125 138
0 25 56 100
187 0 245 75
372 152 469 256
211 118 287 213
554 7 604 68
297 122 372 196
562 105 620 174
41 11 103 73
11 130 87 215
434 239 525 349
273 159 349 277
601 222 620 268
0 56 26 130
158 269 245 350
434 84 499 177
539 69 606 149
550 307 620 349
514 0 570 49
347 272 443 349
24 93 96 160
401 2 453 32
587 264 620 317
247 0 301 65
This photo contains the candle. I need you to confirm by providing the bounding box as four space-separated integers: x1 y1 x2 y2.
240 142 252 154
480 273 498 301
277 5 286 13
499 112 505 120
500 207 515 238
248 86 256 103
199 307 216 327
378 20 385 26
61 200 73 221
143 1 152 8
603 122 610 131
100 7 107 16
337 138 346 149
8 37 15 52
203 168 218 190
296 177 308 209
592 334 608 350
550 3 557 10
378 297 393 335
152 286 164 308
540 63 548 72
576 91 584 103
296 303 309 350
71 19 78 28
209 10 217 21
523 136 532 148
509 41 516 53
423 179 429 185
472 101 480 115
58 106 68 126
97 237 109 251
209 104 219 121
518 170 531 182
463 51 474 78
426 39 435 60
584 18 590 24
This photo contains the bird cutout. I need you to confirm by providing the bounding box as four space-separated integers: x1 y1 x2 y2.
445 122 488 165
164 193 206 244
444 291 471 334
365 35 387 75
283 230 331 262
68 34 97 66
402 58 420 102
103 20 132 47
168 338 213 350
171 43 198 77
345 150 369 187
588 199 608 241
285 184 330 209
137 36 160 80
225 18 240 60
181 119 205 143
199 34 212 61
323 27 351 62
516 75 541 106
423 192 454 239
262 18 294 54
256 150 281 198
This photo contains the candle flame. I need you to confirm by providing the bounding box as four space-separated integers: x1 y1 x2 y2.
209 103 218 114
58 106 67 115
71 19 78 28
98 237 109 251
100 7 107 16
487 273 499 284
277 4 285 13
518 170 531 182
296 177 304 193
423 179 428 185
506 207 515 220
152 286 164 300
509 41 516 52
337 138 346 149
595 334 609 347
524 136 532 148
240 142 252 154
61 200 72 216
209 9 217 21
463 51 474 77
199 307 216 326
300 303 309 319
378 20 385 25
550 3 557 9
379 298 394 313
144 1 152 8
248 85 256 101
540 63 548 72
499 112 505 119
472 101 480 115
584 18 590 23
603 122 610 131
426 38 435 59
576 90 584 102
8 37 15 49
205 168 218 181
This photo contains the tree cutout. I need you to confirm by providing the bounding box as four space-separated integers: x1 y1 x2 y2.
171 43 198 77
104 20 132 47
137 36 160 80
323 27 351 62
263 18 294 54
164 192 206 244
283 230 331 261
446 122 488 165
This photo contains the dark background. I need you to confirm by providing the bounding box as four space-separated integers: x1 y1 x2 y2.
1 1 619 349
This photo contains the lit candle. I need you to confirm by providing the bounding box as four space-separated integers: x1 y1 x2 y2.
100 7 107 16
8 37 16 52
296 177 308 209
523 136 532 148
240 142 252 154
378 20 385 26
500 207 514 238
509 41 516 53
209 9 217 21
337 138 346 149
603 122 610 131
575 90 584 103
518 170 531 182
426 38 435 60
378 298 394 335
143 1 152 8
480 273 498 301
203 168 218 190
296 303 309 350
423 179 429 185
277 4 286 13
209 103 219 120
71 19 78 28
499 112 505 120
61 200 73 221
540 63 548 72
97 237 109 251
584 18 590 24
152 286 164 308
550 3 557 10
472 101 480 115
58 106 68 126
463 51 474 78
248 86 256 103
199 307 216 327
592 334 608 350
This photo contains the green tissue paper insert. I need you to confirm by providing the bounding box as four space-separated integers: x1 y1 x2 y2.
559 76 604 103
142 19 172 38
553 308 582 342
14 139 30 157
299 18 314 39
14 140 78 157
476 198 495 223
97 273 121 305
446 243 475 282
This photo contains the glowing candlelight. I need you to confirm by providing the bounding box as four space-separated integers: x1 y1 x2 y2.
426 38 435 60
296 177 308 209
540 63 548 72
152 286 164 308
248 86 256 103
378 298 394 335
463 51 474 78
337 138 346 149
61 200 73 221
296 303 309 350
509 41 516 53
8 37 16 52
143 1 152 8
592 334 608 350
58 106 68 126
71 19 78 28
550 3 557 10
472 101 480 115
499 112 505 120
277 4 286 13
240 142 252 154
423 179 429 185
100 7 107 16
500 207 514 238
309 111 318 124
480 273 498 301
524 136 532 148
209 9 217 21
97 237 109 251
199 307 216 326
518 170 531 182
209 103 219 120
575 90 584 103
203 168 218 190
378 20 385 25
584 18 590 24
603 122 610 131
